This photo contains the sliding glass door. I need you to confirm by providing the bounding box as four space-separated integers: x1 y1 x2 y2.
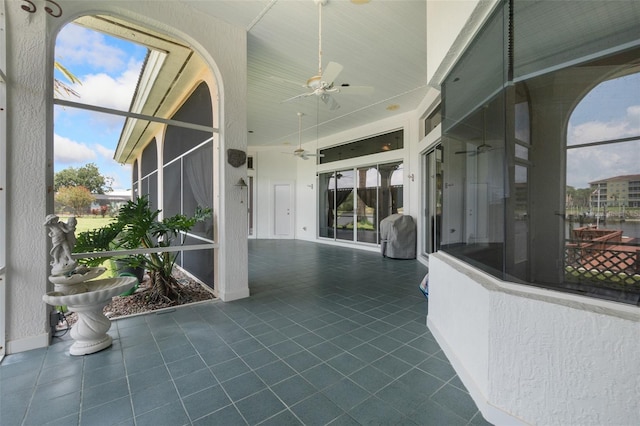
319 161 403 245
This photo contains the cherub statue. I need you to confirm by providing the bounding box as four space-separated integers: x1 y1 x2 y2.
44 214 77 275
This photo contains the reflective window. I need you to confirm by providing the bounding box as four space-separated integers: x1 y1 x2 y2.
319 130 403 163
440 0 640 304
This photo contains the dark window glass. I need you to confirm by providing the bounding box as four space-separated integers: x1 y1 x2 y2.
424 105 442 136
141 138 157 178
440 0 640 305
319 130 403 164
164 82 213 165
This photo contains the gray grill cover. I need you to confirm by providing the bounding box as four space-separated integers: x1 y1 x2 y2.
380 214 416 259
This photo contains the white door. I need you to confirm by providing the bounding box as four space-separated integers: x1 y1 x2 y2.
273 183 293 238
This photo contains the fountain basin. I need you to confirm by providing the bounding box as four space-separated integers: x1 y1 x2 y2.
43 276 137 355
48 267 107 295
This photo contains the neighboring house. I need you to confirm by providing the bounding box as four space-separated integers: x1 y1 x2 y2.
90 190 132 212
2 1 638 425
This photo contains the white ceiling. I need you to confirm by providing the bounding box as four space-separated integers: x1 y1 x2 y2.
182 0 428 148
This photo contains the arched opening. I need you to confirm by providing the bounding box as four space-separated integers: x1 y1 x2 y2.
53 14 219 300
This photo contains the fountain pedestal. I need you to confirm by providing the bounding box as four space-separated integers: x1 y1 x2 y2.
42 276 136 356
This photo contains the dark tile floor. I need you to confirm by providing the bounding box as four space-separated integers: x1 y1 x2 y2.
0 240 490 425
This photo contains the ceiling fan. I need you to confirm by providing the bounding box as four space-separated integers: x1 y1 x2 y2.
455 142 494 156
454 107 495 156
285 112 325 160
276 0 374 110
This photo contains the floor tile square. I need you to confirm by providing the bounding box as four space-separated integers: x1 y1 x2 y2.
371 354 412 377
182 385 231 421
271 375 317 406
242 347 279 369
255 360 297 386
81 395 133 426
348 342 386 364
418 355 457 381
127 364 170 393
82 377 129 410
283 350 322 373
322 378 370 411
301 363 344 391
131 380 180 416
407 398 468 426
258 409 304 426
173 367 219 398
235 388 286 424
166 354 207 379
326 352 365 376
209 357 250 383
134 400 190 426
23 391 80 425
192 404 246 425
349 365 394 393
347 396 407 426
430 383 478 421
220 371 266 402
291 392 344 426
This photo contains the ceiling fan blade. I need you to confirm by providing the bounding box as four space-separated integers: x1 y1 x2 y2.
322 61 343 85
338 85 374 96
282 92 314 103
269 75 306 87
321 93 340 110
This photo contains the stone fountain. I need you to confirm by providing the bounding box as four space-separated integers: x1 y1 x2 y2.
42 215 136 355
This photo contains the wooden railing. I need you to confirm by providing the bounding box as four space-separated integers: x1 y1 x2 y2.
565 228 640 288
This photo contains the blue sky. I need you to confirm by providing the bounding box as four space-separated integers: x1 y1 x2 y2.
54 23 147 191
566 73 640 188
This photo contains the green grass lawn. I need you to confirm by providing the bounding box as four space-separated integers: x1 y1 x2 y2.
60 215 115 234
61 215 118 277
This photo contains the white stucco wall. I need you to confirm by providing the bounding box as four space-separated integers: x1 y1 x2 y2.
5 0 248 352
428 253 640 426
5 6 52 353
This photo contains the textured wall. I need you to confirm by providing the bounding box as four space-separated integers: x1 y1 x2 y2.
428 253 640 425
6 5 51 348
5 0 248 351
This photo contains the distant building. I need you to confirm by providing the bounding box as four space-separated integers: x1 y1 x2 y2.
89 190 132 213
589 174 640 208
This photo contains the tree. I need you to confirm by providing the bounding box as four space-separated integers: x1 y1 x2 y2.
55 186 95 215
54 163 113 194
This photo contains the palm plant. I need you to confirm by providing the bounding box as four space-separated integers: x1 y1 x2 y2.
74 196 211 303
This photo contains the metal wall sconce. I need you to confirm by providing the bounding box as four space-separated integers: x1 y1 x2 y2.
20 0 63 17
236 178 248 204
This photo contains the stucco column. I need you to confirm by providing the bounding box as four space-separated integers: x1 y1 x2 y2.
6 4 52 352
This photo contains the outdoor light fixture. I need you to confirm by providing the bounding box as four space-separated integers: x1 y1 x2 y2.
20 0 63 17
236 178 248 204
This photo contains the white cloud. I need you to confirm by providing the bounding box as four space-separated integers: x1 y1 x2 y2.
95 144 114 160
54 134 96 164
56 23 127 73
567 142 639 188
71 60 142 111
568 105 640 145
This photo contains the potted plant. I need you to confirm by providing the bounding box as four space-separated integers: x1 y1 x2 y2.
74 196 211 303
